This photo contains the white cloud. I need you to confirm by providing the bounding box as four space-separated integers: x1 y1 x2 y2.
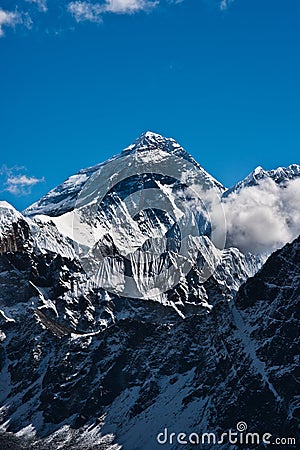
222 178 300 256
0 8 21 37
102 0 159 14
26 0 48 13
0 1 237 37
0 166 45 196
67 1 103 23
67 0 159 22
219 0 234 11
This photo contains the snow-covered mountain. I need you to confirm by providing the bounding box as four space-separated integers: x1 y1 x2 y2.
23 132 224 218
1 132 259 320
0 132 299 449
23 134 300 261
21 131 232 302
223 163 300 197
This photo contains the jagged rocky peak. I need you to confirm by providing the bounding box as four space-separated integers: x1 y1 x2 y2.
122 131 188 155
224 163 300 197
122 131 225 191
247 163 300 184
0 201 31 254
0 201 22 229
126 131 172 148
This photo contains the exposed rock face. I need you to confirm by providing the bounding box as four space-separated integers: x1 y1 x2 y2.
234 235 300 427
0 202 32 254
0 219 31 254
0 134 299 449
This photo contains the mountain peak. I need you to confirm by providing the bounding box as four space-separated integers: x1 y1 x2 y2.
122 130 182 155
224 163 300 198
250 163 300 182
24 132 225 217
0 200 16 210
121 131 210 172
138 130 164 140
252 165 264 175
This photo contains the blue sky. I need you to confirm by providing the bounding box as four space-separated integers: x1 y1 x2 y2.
0 0 299 211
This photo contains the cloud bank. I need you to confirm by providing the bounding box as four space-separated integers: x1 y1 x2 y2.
222 177 300 256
